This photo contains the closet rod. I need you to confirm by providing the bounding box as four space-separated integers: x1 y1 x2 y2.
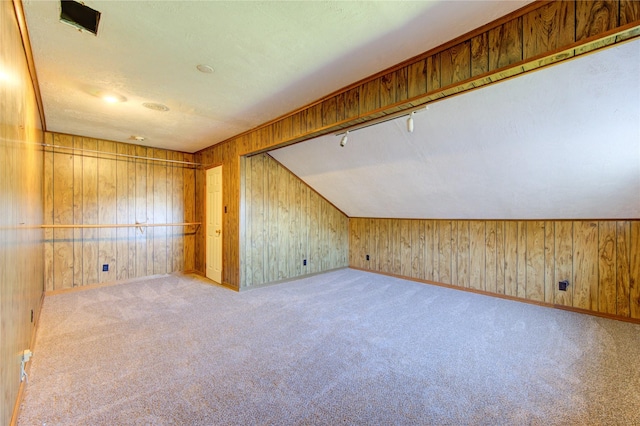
42 143 202 166
41 222 201 229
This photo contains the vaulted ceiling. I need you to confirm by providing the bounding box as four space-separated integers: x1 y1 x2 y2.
270 39 640 219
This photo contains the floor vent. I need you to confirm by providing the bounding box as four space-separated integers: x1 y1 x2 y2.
60 0 101 35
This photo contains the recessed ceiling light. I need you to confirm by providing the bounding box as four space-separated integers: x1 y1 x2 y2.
196 64 214 74
102 94 125 103
94 91 126 103
142 102 170 112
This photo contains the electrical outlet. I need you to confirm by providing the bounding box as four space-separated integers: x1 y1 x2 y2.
303 259 307 266
102 264 109 272
366 254 370 261
559 280 569 291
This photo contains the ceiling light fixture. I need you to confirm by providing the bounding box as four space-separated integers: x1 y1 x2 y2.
130 135 146 142
340 131 349 147
142 102 170 112
407 111 415 133
96 91 126 103
196 64 214 74
335 105 428 144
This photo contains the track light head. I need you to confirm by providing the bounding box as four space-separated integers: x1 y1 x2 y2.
340 131 348 147
407 112 415 133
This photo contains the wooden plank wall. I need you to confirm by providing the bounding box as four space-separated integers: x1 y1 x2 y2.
194 1 639 290
241 154 348 289
1 1 45 424
349 219 640 320
43 132 196 291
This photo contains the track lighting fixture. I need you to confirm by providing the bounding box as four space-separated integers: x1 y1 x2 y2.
335 104 428 146
340 131 349 147
407 111 415 133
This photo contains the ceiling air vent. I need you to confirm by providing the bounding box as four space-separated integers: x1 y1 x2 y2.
60 0 101 35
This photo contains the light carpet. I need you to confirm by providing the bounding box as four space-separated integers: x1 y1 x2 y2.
18 269 640 425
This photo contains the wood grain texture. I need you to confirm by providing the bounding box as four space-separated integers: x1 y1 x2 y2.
469 221 486 291
616 221 631 317
471 32 490 77
504 221 518 297
485 221 497 293
2 2 45 424
544 220 555 304
395 67 409 103
489 17 523 71
516 221 527 299
555 221 573 307
441 41 471 87
438 221 452 284
380 71 396 108
242 154 348 289
598 221 617 314
573 221 599 311
526 221 545 302
52 134 74 289
400 220 411 277
621 0 640 25
407 59 427 99
523 1 575 60
359 78 381 116
457 221 470 288
411 220 425 280
348 219 638 321
630 222 640 319
426 53 442 92
576 0 618 41
322 97 338 128
44 133 195 289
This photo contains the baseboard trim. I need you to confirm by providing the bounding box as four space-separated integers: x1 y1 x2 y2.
45 272 192 296
239 267 349 292
350 267 640 325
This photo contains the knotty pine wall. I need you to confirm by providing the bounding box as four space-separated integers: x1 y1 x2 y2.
194 1 639 290
241 154 348 289
350 219 640 320
1 1 45 424
43 132 196 291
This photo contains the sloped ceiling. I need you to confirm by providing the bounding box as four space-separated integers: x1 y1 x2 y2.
22 0 532 152
270 40 640 220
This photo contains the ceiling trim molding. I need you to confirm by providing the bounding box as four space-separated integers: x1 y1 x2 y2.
12 0 46 131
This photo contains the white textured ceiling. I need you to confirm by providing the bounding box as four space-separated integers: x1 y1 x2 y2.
22 0 533 152
270 40 640 220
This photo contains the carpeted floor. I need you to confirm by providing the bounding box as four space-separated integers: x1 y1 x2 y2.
18 269 640 425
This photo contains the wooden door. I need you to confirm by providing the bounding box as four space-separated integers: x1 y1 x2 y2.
206 166 222 283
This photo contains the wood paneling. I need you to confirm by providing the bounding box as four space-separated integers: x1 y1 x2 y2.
1 2 44 424
576 0 618 41
241 154 348 289
441 41 471 87
44 133 196 290
349 219 640 321
489 18 523 71
523 1 575 60
192 0 639 293
471 32 490 77
621 0 640 25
